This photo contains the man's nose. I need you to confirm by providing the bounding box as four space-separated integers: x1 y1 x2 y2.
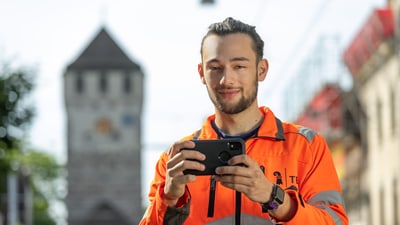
219 68 234 85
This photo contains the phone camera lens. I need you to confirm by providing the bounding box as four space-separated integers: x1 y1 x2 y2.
218 151 231 163
228 142 240 150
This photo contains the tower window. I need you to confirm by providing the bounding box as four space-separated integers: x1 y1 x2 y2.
99 74 107 93
123 74 131 93
76 75 84 93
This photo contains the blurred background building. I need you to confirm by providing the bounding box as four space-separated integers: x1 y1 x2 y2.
288 1 400 224
342 2 400 224
64 27 144 225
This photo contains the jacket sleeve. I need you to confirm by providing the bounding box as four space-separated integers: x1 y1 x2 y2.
139 152 191 225
284 133 348 225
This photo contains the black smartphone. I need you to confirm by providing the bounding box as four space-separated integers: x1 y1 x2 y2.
183 138 245 176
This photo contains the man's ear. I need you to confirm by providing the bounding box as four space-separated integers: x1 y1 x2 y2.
198 63 206 84
257 59 269 81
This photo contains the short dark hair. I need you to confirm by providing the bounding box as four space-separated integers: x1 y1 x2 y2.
200 17 264 62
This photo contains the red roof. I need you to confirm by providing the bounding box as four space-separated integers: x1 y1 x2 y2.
295 84 342 133
343 8 394 76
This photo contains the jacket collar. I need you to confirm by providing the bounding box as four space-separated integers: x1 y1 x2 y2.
199 106 285 141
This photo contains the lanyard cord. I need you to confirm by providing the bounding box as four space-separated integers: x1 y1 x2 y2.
235 191 241 225
207 176 216 217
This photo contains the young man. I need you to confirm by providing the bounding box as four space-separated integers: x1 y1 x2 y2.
140 17 348 225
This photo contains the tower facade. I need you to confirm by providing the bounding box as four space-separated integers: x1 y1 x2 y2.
64 27 144 225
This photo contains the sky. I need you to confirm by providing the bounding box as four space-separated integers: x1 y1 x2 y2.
0 0 387 221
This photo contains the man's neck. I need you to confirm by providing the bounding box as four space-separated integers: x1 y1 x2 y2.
214 105 264 136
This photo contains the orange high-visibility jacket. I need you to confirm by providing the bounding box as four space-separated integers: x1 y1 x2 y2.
140 107 348 225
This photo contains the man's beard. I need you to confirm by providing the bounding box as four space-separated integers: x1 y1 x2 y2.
208 80 258 115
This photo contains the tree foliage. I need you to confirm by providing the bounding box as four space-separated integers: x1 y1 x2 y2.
0 62 35 149
0 61 62 225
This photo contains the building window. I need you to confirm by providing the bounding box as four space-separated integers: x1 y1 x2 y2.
123 74 131 94
390 88 396 136
380 188 385 225
76 75 84 94
99 74 107 93
377 99 383 142
394 179 399 225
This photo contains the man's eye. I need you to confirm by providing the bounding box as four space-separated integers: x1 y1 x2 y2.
210 66 221 71
235 65 246 69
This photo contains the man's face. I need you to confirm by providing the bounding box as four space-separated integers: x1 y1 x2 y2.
199 33 259 114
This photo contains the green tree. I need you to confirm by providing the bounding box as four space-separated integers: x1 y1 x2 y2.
0 62 34 148
0 61 62 225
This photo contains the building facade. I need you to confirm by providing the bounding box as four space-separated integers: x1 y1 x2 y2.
343 5 400 225
289 3 400 224
64 27 144 225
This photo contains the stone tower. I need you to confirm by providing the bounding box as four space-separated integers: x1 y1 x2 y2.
64 27 144 225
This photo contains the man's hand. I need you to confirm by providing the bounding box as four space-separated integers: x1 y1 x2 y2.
214 154 273 204
163 140 206 206
214 155 297 221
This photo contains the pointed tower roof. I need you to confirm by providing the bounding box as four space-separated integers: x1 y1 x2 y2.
67 27 140 71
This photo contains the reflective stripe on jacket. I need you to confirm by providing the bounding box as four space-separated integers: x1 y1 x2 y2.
139 106 348 225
